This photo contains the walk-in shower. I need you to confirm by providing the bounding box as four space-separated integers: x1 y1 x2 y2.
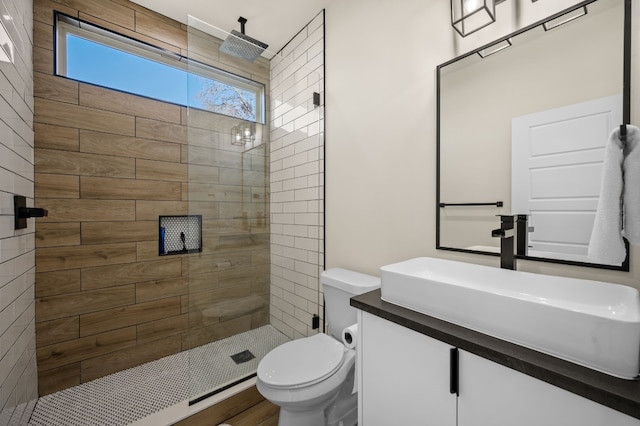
29 6 325 424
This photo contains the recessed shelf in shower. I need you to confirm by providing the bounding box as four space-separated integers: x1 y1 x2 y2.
159 215 202 256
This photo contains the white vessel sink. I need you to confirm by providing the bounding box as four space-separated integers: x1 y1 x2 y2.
380 257 640 379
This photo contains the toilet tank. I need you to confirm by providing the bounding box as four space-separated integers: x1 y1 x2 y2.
321 268 380 340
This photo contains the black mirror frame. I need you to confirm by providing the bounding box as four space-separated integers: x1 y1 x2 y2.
436 0 632 272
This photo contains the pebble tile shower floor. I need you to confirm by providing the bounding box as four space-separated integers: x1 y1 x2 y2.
29 325 289 426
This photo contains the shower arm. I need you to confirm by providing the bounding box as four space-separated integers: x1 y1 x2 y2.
238 17 247 34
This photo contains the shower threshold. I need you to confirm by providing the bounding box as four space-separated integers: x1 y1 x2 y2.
29 325 289 426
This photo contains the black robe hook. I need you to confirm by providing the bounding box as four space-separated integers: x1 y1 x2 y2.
620 124 627 143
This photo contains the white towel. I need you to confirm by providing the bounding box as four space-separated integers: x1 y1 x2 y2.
622 125 640 244
588 127 626 265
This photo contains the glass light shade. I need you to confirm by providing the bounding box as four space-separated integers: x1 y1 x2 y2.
231 121 256 146
452 0 496 37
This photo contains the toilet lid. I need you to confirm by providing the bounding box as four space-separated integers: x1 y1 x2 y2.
258 333 345 389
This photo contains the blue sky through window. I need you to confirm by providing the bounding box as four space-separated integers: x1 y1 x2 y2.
65 34 258 121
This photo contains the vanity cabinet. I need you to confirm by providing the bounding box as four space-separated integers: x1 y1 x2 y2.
457 350 639 426
358 311 640 426
359 312 456 425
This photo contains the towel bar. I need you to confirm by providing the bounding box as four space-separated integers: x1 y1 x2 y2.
439 201 503 208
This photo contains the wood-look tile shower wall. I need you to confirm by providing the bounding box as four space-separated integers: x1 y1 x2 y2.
33 0 270 396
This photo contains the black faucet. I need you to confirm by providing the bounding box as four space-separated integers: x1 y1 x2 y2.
491 215 515 270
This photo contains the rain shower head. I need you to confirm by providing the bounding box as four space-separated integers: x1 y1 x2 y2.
220 17 268 62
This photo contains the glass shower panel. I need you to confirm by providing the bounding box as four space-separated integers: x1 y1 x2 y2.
186 13 325 403
267 9 326 339
185 15 269 403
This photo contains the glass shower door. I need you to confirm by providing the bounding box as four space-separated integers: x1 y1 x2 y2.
185 15 281 403
185 11 325 403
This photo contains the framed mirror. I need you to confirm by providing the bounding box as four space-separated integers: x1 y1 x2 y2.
436 0 631 270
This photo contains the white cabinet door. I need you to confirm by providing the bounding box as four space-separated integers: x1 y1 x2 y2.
457 350 640 426
360 312 457 426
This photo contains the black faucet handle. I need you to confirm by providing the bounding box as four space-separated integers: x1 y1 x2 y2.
492 228 514 238
14 194 49 230
18 207 48 218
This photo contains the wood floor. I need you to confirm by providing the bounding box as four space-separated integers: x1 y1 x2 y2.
175 386 279 426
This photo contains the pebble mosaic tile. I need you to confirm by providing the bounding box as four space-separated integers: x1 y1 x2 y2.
29 326 289 426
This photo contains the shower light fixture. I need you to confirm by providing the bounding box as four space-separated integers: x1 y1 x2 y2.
231 121 256 146
451 0 507 37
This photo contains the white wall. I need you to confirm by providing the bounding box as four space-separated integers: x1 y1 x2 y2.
324 0 640 289
0 0 38 422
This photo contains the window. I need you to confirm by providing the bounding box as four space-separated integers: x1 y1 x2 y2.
55 13 265 123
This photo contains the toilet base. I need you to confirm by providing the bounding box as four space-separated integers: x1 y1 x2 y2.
278 406 325 426
326 392 357 426
276 391 358 426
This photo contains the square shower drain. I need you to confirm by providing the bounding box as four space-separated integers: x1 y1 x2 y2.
230 350 255 364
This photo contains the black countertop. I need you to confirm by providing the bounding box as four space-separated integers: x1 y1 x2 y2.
351 289 640 420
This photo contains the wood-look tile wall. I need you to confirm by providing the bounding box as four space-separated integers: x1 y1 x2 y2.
33 0 270 396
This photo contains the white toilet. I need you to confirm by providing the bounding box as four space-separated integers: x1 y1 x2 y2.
257 268 380 426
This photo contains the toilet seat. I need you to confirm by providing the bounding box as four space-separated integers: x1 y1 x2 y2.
258 333 345 389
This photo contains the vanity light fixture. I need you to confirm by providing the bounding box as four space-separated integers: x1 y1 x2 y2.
451 0 507 37
478 38 512 58
231 121 255 146
543 6 588 31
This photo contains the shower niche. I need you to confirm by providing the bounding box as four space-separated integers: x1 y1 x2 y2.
159 215 203 255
